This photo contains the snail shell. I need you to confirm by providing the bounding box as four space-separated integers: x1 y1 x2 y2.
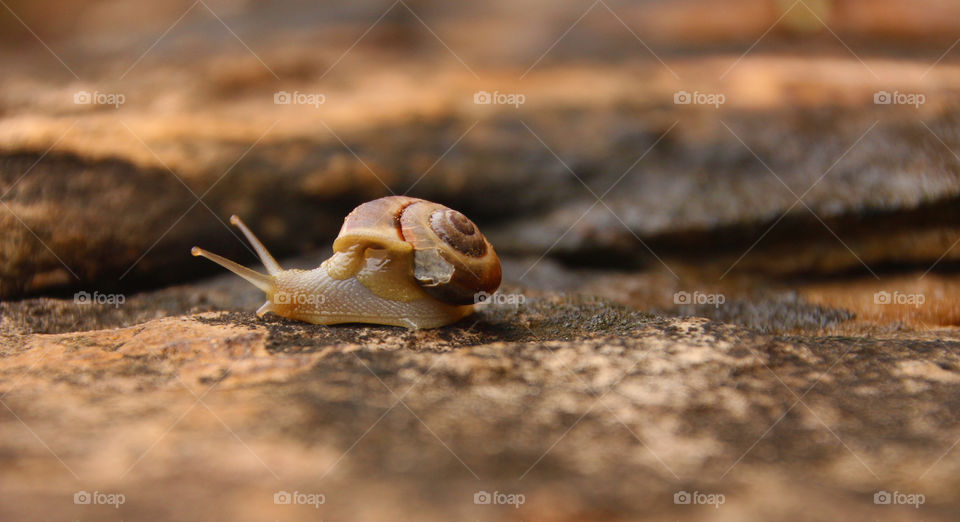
191 196 502 328
334 196 501 304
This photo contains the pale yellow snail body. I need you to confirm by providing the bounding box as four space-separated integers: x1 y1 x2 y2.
191 196 502 329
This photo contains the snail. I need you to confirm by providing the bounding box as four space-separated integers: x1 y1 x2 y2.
191 196 501 329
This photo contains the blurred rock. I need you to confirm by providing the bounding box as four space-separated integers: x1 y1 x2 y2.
4 74 960 296
3 0 960 297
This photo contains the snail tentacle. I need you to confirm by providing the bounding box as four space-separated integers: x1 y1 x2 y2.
230 214 283 275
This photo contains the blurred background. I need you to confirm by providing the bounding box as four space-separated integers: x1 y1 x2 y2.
3 0 960 520
2 0 960 332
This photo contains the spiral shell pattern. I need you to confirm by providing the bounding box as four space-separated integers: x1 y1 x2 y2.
400 200 501 305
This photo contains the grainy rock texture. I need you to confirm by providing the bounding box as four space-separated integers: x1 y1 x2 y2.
2 284 960 521
1 261 959 521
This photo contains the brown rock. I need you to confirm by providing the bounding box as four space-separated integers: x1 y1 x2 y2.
1 280 959 521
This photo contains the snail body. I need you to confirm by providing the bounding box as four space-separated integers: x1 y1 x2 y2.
191 196 501 329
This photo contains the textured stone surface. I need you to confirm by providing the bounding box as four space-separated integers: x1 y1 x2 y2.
1 286 959 521
0 265 958 521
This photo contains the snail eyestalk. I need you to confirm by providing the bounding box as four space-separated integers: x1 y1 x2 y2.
229 214 282 275
190 246 274 293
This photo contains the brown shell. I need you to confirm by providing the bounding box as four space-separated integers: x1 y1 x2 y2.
332 196 420 254
400 199 501 304
333 196 501 305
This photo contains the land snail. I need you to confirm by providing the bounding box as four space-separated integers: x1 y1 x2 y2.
191 196 502 329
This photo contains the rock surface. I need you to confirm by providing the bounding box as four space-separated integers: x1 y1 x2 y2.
1 263 959 521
